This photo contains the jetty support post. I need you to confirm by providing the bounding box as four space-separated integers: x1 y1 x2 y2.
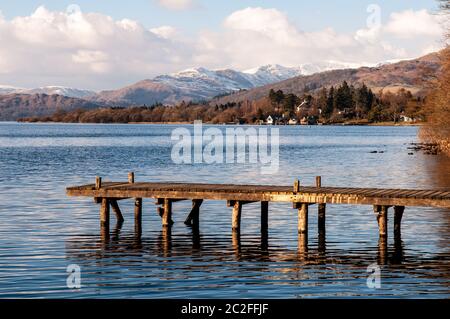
261 201 269 234
394 206 405 238
373 205 389 238
134 198 142 235
227 200 257 231
184 199 203 226
100 197 110 227
318 204 326 233
128 172 135 184
100 197 110 240
110 199 124 223
316 176 326 235
96 176 110 228
231 201 242 231
294 179 300 193
294 203 309 235
95 176 102 190
162 198 173 227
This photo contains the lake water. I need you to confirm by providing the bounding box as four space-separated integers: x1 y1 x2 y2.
0 122 448 298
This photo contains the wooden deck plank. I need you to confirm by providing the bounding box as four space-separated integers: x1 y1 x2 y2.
66 181 450 208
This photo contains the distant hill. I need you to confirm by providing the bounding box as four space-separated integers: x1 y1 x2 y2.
0 85 95 98
211 52 441 105
0 93 103 120
89 62 357 105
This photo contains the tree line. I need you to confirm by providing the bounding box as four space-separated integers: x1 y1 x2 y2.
20 81 426 125
266 81 425 124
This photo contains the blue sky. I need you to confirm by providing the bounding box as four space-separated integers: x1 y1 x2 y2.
0 0 445 90
0 0 439 34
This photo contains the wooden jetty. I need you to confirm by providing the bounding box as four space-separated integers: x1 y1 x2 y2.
67 173 450 245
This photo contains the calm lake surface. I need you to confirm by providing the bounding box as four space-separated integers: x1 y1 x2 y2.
0 122 448 298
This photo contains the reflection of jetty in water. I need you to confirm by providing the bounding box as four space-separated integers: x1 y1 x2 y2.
67 220 407 267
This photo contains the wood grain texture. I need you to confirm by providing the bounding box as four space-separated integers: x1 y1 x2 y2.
67 181 450 208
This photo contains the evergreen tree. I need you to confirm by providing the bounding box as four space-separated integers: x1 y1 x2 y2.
317 87 328 117
355 83 374 117
335 81 354 110
282 93 300 114
325 86 335 117
269 89 285 108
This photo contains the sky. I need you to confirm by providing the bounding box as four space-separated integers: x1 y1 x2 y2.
0 0 446 90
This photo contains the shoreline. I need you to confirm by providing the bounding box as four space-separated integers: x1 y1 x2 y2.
12 120 423 126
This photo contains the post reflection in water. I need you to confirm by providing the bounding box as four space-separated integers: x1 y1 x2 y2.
297 233 308 260
190 224 201 250
92 209 410 266
232 230 241 258
158 226 172 257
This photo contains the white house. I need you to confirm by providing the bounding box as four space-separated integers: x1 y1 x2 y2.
266 115 274 125
400 115 414 122
288 118 298 125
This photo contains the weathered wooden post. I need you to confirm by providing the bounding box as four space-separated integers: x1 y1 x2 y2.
162 198 173 227
293 179 308 235
134 198 142 235
95 176 102 189
298 203 308 234
318 204 326 232
110 199 124 223
128 172 135 184
374 205 388 238
315 176 322 188
261 201 269 233
232 201 242 231
294 179 300 193
316 176 326 234
100 197 110 226
184 199 203 226
394 206 405 238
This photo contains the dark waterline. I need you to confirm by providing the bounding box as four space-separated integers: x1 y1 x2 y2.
0 123 448 298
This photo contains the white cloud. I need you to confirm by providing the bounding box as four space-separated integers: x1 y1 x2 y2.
201 7 444 70
156 0 194 10
384 9 443 39
0 6 192 89
0 6 445 90
150 25 178 39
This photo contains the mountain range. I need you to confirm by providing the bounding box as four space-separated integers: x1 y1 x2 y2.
0 85 95 98
89 61 360 106
0 52 442 120
212 52 441 105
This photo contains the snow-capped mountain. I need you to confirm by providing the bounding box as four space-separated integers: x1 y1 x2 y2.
0 85 95 98
154 62 364 95
0 85 23 95
19 86 95 98
153 67 255 97
92 62 367 105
